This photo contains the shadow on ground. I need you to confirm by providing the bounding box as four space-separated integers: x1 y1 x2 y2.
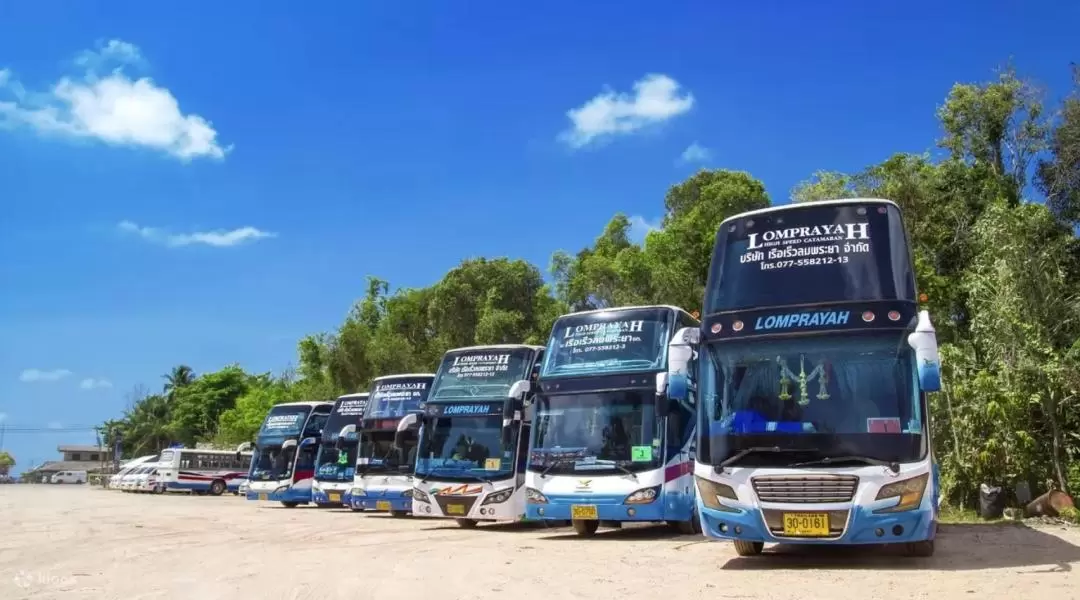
539 523 693 542
719 523 1080 572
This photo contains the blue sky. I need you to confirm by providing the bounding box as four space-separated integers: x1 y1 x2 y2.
0 1 1075 471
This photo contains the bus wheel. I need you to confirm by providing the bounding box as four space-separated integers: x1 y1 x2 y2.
675 508 703 535
733 541 764 556
350 506 365 512
572 519 599 537
455 519 479 529
281 501 300 508
209 480 226 496
905 540 935 557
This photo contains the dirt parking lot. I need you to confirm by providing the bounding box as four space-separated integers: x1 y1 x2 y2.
2 486 1080 600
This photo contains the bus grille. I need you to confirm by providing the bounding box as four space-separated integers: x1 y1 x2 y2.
751 474 858 503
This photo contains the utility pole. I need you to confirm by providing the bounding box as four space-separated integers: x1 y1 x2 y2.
1 422 5 450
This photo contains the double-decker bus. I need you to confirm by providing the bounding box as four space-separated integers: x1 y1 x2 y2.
240 401 333 507
157 447 252 495
312 393 369 508
411 345 544 528
680 198 942 557
348 374 435 515
525 305 701 537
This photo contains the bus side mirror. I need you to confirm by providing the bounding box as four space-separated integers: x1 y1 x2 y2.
300 437 317 448
280 439 298 452
335 425 357 449
665 326 698 407
654 373 671 417
907 310 941 392
394 413 418 449
235 441 253 460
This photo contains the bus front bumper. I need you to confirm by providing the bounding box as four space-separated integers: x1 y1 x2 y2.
349 490 411 512
699 503 936 545
312 487 350 506
246 487 312 503
527 498 669 522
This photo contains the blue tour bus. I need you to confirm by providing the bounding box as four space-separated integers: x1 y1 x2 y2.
241 401 333 507
525 305 702 536
312 392 370 508
675 198 943 557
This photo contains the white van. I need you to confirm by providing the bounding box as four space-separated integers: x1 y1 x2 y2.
52 470 88 484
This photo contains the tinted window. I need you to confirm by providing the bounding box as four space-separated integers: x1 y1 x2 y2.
259 405 312 438
323 395 369 442
432 348 534 400
366 376 433 419
542 307 672 378
705 202 915 313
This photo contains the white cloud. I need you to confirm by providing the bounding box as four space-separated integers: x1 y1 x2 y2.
19 368 73 383
79 378 113 390
118 221 276 248
47 421 64 430
628 215 662 243
560 74 694 148
679 142 711 164
0 39 227 161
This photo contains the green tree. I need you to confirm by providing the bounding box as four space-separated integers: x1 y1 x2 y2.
0 450 14 476
163 365 196 401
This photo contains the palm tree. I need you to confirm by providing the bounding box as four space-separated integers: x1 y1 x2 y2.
163 365 195 401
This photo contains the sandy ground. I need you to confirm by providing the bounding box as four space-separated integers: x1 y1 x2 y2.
2 486 1080 600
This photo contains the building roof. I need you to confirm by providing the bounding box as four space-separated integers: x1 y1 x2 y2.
57 445 110 453
25 460 109 474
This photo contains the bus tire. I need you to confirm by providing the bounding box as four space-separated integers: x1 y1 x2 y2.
733 541 764 556
209 480 226 496
572 519 599 537
675 507 703 535
905 540 935 557
281 501 300 508
455 518 479 529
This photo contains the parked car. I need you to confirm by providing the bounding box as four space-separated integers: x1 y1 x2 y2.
137 469 164 494
51 470 88 484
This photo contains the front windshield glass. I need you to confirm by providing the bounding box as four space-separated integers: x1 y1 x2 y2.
530 390 661 474
542 308 671 378
416 415 512 481
701 332 923 466
367 376 433 419
432 348 532 400
250 444 296 481
315 443 357 481
356 430 416 475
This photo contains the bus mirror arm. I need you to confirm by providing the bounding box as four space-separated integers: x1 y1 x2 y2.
335 425 357 449
235 441 253 460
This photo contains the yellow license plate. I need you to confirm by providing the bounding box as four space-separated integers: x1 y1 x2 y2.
258 493 268 501
376 500 391 511
782 512 830 537
328 493 341 503
447 504 465 515
571 504 598 520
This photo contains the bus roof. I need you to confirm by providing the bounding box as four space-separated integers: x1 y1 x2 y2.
370 373 436 382
557 304 694 318
444 343 544 353
719 198 901 227
336 392 369 399
271 400 334 408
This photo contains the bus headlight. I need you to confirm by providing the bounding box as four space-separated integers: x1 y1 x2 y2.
526 487 548 504
351 488 366 497
412 488 430 503
481 488 513 506
695 476 739 512
624 485 661 504
402 488 414 498
874 473 928 513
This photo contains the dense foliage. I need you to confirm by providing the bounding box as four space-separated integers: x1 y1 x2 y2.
101 67 1080 507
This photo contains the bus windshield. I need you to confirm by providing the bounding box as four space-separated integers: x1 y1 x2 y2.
530 390 661 474
315 443 356 481
700 332 924 466
706 202 915 313
356 430 416 475
258 405 312 442
251 445 296 481
542 308 671 378
432 348 532 400
416 414 512 481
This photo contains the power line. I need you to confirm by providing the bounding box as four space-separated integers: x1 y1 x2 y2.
0 426 102 434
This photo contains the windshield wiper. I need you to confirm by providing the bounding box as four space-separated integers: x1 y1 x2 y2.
788 455 900 474
539 458 578 478
719 446 807 468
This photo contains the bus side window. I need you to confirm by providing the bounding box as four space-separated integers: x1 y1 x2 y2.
297 446 317 470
